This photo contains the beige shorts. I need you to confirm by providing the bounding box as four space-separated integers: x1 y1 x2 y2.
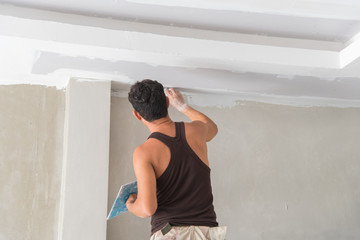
150 225 227 240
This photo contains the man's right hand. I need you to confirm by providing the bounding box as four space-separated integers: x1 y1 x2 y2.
164 87 218 142
165 88 189 112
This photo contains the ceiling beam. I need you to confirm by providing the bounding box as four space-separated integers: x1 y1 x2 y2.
0 5 347 74
126 0 360 20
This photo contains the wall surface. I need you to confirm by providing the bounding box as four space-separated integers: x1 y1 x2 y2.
108 97 360 240
0 84 65 240
59 79 111 240
107 97 152 239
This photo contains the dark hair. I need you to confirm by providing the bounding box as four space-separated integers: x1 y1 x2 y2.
128 79 168 122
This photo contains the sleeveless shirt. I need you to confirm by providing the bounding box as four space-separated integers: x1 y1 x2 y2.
148 122 218 236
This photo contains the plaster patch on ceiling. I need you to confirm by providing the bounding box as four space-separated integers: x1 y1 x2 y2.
32 52 360 101
111 86 360 108
185 92 360 109
276 75 295 80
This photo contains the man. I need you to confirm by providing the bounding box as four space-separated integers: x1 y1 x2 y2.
126 79 226 240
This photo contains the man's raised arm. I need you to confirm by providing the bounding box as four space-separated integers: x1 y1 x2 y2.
165 88 218 142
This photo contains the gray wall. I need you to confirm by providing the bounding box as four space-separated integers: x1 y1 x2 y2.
108 97 360 240
0 85 65 240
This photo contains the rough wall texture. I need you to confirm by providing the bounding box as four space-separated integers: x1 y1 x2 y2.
0 84 65 240
108 97 360 240
107 97 151 239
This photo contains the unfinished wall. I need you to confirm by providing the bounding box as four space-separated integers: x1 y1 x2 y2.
108 96 360 240
107 97 151 239
0 84 65 240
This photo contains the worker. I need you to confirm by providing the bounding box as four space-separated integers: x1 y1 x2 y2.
126 79 227 240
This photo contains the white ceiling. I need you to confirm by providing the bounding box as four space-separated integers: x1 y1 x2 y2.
2 0 360 42
0 0 359 106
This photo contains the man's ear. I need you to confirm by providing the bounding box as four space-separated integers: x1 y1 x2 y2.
166 96 170 108
133 110 142 121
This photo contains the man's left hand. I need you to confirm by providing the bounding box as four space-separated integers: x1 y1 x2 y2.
126 193 138 209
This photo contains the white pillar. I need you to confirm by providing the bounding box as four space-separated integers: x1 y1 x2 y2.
59 78 111 240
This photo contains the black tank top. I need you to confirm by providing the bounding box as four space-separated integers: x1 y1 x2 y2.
148 122 218 236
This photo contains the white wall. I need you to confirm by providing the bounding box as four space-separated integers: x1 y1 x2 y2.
59 78 111 240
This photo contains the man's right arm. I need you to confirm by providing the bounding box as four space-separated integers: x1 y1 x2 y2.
165 88 218 142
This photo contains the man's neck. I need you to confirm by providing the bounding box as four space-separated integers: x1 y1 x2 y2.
145 116 174 133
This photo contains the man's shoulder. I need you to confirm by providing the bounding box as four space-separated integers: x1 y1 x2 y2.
133 139 161 158
185 121 207 136
133 143 150 161
184 120 205 128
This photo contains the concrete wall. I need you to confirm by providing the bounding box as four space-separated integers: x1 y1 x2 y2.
0 84 65 240
108 97 360 240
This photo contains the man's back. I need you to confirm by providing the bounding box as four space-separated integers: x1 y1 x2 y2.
143 121 210 179
147 122 218 235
